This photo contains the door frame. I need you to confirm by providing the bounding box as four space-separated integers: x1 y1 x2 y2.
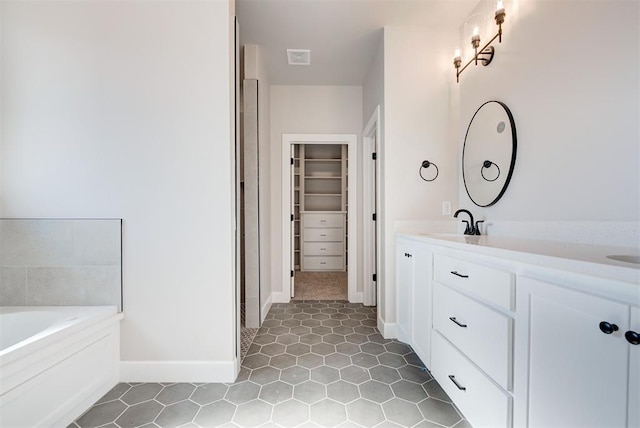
362 106 381 306
281 134 359 302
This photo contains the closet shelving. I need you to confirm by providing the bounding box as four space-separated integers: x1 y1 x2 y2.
293 144 348 272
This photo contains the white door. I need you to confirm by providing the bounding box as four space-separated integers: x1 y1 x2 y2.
362 107 379 307
290 143 295 298
519 277 629 428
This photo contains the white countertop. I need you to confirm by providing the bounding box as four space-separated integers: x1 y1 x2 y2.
398 232 640 285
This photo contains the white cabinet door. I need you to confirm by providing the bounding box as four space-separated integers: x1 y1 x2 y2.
396 237 432 368
396 239 414 345
411 245 431 368
629 307 640 428
517 277 629 428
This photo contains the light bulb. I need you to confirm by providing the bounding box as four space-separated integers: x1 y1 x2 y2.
454 49 461 59
496 0 504 11
473 26 479 36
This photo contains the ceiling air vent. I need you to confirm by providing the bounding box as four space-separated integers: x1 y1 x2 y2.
287 49 311 66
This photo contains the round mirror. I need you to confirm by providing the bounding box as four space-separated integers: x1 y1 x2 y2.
462 100 517 207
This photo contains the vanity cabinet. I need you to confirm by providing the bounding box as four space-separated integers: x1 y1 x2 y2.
395 233 639 428
395 237 432 367
430 252 514 427
515 276 636 428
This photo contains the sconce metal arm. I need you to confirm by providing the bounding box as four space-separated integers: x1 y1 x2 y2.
456 30 502 83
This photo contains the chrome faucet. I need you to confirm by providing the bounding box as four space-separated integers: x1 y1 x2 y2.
453 209 484 235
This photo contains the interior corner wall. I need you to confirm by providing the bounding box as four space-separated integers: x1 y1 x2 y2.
456 0 639 225
380 26 459 333
243 44 272 320
270 85 363 301
1 1 237 381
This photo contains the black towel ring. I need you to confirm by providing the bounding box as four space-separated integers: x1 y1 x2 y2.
419 160 439 182
481 160 500 182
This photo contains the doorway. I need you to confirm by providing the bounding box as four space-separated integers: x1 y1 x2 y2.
281 134 358 302
292 143 348 300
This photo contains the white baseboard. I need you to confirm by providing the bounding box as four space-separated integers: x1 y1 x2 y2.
349 291 363 303
377 315 397 339
120 359 237 383
261 294 273 323
271 291 291 303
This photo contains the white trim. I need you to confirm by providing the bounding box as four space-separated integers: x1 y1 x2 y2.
271 291 292 303
261 293 273 323
120 360 237 383
377 315 397 339
282 134 358 303
362 106 380 307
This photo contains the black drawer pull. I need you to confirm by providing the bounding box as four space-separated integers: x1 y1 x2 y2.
449 317 467 328
451 271 469 278
626 330 640 345
448 375 466 391
599 321 619 335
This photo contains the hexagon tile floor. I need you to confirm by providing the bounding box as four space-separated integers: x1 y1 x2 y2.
70 301 471 428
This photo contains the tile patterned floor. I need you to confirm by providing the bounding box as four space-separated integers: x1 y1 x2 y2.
70 301 470 428
241 303 260 361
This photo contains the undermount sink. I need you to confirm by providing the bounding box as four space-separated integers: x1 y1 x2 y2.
606 254 640 265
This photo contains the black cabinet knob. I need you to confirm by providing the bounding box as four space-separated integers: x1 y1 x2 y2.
625 330 640 345
599 321 619 334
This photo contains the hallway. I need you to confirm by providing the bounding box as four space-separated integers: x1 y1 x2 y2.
71 302 469 427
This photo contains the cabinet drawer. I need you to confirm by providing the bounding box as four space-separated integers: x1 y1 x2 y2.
303 242 343 256
433 282 512 389
304 228 343 242
434 254 514 310
432 332 511 428
302 256 344 270
303 213 344 228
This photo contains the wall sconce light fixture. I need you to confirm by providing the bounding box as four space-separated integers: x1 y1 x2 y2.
454 0 506 83
419 160 439 182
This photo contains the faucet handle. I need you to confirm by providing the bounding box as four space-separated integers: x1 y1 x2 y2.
474 220 485 235
461 220 472 235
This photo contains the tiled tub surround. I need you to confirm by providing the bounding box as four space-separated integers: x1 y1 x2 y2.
72 301 470 428
1 306 123 428
0 219 122 309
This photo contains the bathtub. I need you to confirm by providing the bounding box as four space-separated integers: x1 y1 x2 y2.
0 306 123 428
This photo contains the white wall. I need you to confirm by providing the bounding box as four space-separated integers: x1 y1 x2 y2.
379 26 459 334
456 0 639 242
270 85 363 300
1 0 238 381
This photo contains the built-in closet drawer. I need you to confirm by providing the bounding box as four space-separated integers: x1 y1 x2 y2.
433 282 512 389
302 256 344 271
303 213 344 228
303 242 343 256
431 332 512 428
303 229 343 242
434 253 514 310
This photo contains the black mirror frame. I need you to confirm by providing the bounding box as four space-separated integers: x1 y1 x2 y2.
462 100 517 207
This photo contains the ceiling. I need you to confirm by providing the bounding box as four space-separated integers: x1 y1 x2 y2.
236 0 479 86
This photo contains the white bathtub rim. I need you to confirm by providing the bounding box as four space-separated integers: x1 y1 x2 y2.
0 306 122 364
1 310 123 397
